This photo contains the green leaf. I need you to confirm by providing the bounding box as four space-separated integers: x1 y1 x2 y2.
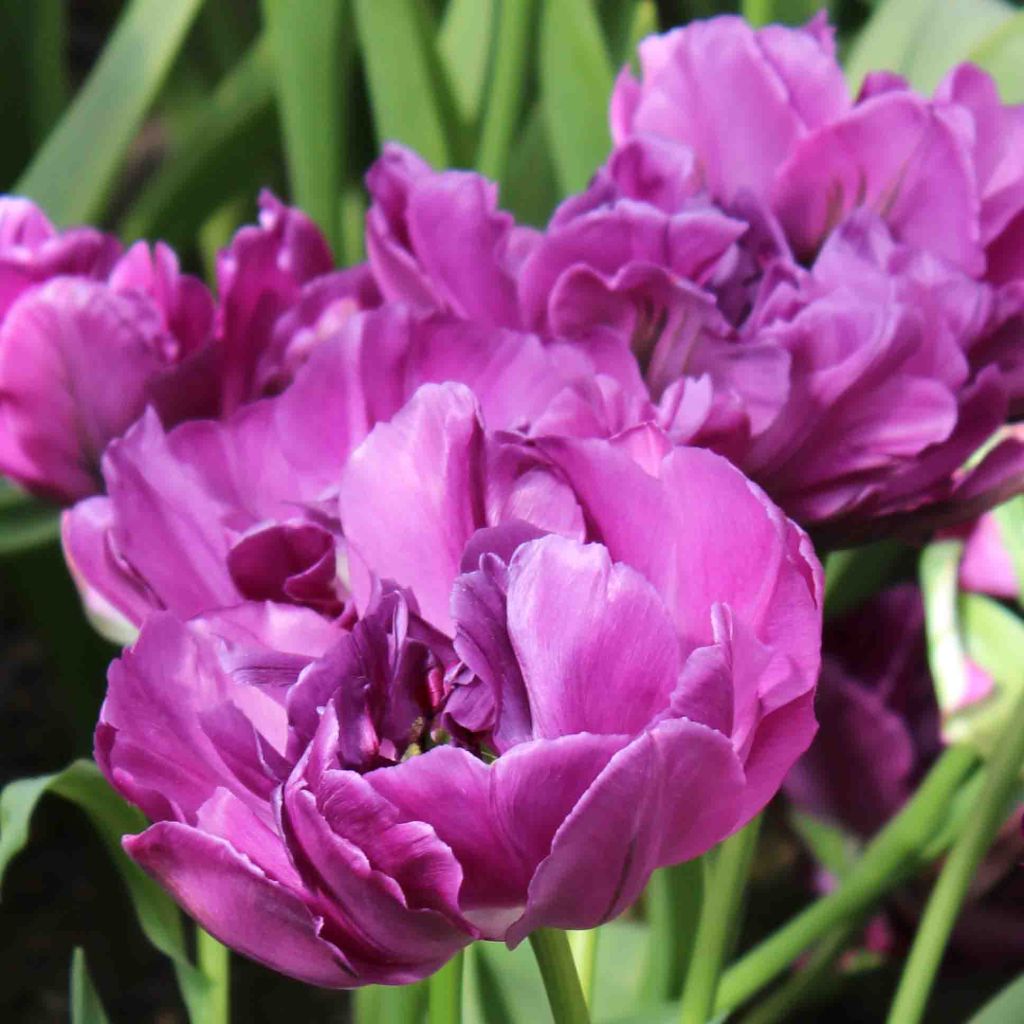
539 0 615 195
968 972 1024 1024
823 539 909 618
353 0 457 168
955 592 1024 753
120 38 277 248
475 0 537 182
70 949 111 1024
742 0 830 27
0 760 212 1020
0 479 60 556
438 0 497 132
600 1 658 67
503 103 559 226
969 12 1024 102
993 495 1024 607
845 0 1014 94
788 810 862 881
262 0 348 256
15 0 205 226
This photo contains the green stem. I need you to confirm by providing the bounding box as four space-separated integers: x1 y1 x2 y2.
475 0 537 182
642 859 704 1002
714 745 979 1016
679 816 762 1024
528 929 591 1024
737 924 857 1024
429 950 464 1024
196 928 230 1024
887 692 1024 1024
568 929 600 1006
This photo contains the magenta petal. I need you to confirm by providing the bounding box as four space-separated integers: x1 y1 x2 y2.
339 383 485 632
507 718 745 944
125 823 354 987
772 92 982 271
0 279 171 501
504 536 681 737
613 16 847 203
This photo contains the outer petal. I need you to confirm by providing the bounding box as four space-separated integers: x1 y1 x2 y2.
125 822 354 987
0 279 170 501
507 717 745 943
959 512 1018 599
98 614 270 823
365 736 630 938
772 92 982 271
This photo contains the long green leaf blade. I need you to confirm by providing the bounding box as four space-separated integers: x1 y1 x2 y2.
353 0 455 167
16 0 205 225
120 38 277 247
476 0 537 181
540 0 614 195
70 949 111 1024
0 760 212 1020
262 0 347 255
438 0 497 132
0 480 60 556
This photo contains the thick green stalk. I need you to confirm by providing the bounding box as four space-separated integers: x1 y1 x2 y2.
529 929 591 1024
196 929 230 1024
887 692 1024 1024
476 0 537 181
429 950 464 1024
568 928 600 1006
679 816 761 1024
715 745 979 1015
642 859 704 1001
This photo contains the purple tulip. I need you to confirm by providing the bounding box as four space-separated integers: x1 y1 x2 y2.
97 376 822 985
611 14 848 207
0 231 217 503
62 305 600 638
739 213 1024 544
0 196 121 319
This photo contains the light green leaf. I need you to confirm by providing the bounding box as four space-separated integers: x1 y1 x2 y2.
0 479 60 557
993 495 1024 608
70 949 111 1024
475 0 537 182
846 0 1014 94
439 0 497 131
120 38 277 247
956 593 1024 755
969 972 1024 1024
353 0 457 168
0 760 212 1020
540 0 615 195
262 0 348 256
970 13 1024 105
16 0 205 225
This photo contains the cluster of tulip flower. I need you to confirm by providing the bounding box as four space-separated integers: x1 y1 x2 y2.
3 13 1024 1024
